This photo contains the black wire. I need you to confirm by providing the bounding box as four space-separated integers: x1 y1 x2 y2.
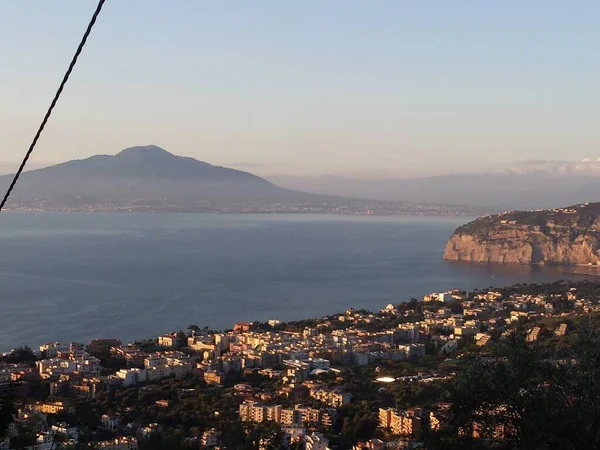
0 0 107 212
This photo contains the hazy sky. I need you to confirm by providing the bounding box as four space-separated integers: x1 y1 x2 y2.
1 1 598 178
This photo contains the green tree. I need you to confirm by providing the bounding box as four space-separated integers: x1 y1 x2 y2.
248 422 285 450
427 327 600 449
187 325 200 335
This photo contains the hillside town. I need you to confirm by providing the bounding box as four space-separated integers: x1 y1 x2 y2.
1 280 600 450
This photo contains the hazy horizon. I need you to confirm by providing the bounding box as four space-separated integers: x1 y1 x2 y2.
3 150 600 180
3 145 600 211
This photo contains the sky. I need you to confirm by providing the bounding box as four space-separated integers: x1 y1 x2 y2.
0 1 599 178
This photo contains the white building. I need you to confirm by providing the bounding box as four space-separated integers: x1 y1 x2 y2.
309 358 331 370
116 368 146 386
144 354 167 369
36 358 77 376
51 422 79 440
39 343 69 358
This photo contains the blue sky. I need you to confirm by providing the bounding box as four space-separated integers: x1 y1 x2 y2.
1 1 598 177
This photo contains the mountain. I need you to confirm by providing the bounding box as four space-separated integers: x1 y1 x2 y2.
0 145 476 215
0 146 321 211
444 202 600 265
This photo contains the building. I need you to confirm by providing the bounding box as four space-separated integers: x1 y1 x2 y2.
398 344 426 360
265 404 282 423
201 428 220 447
309 358 331 370
527 327 541 342
305 432 329 450
281 407 296 425
203 371 224 386
379 408 394 428
309 388 351 407
36 358 77 376
280 405 318 426
239 401 259 422
70 378 103 399
555 323 568 336
222 356 243 373
454 325 478 337
321 409 337 428
51 422 79 440
34 431 56 450
424 292 454 303
430 411 442 431
96 437 138 450
116 368 147 386
142 352 193 381
32 401 73 415
476 334 491 347
158 332 183 348
39 342 70 358
252 404 337 428
234 322 251 332
239 401 282 423
281 426 305 447
101 414 122 430
396 323 421 342
144 354 167 369
111 345 149 367
88 338 122 355
188 337 221 355
379 408 421 437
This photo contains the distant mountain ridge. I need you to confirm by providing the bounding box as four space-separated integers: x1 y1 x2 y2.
0 145 303 211
0 145 475 215
43 145 270 182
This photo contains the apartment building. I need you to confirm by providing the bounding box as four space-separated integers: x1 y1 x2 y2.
115 368 146 386
239 401 282 423
309 388 351 407
379 407 421 437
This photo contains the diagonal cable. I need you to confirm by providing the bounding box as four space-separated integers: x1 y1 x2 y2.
0 0 107 212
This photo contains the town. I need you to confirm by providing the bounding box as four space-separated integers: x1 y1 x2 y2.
2 279 600 450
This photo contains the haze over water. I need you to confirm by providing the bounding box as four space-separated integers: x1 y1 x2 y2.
0 213 596 351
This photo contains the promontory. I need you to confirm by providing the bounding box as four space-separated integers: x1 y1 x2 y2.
444 202 600 265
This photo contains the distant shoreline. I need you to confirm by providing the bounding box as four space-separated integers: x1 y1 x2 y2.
1 208 482 218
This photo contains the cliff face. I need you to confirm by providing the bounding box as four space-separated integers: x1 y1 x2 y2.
444 203 600 265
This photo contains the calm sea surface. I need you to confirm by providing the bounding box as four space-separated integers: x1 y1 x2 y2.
0 213 597 351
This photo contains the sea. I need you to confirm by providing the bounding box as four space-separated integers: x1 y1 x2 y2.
0 212 597 351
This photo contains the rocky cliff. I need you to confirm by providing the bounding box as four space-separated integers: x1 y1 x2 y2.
444 203 600 265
